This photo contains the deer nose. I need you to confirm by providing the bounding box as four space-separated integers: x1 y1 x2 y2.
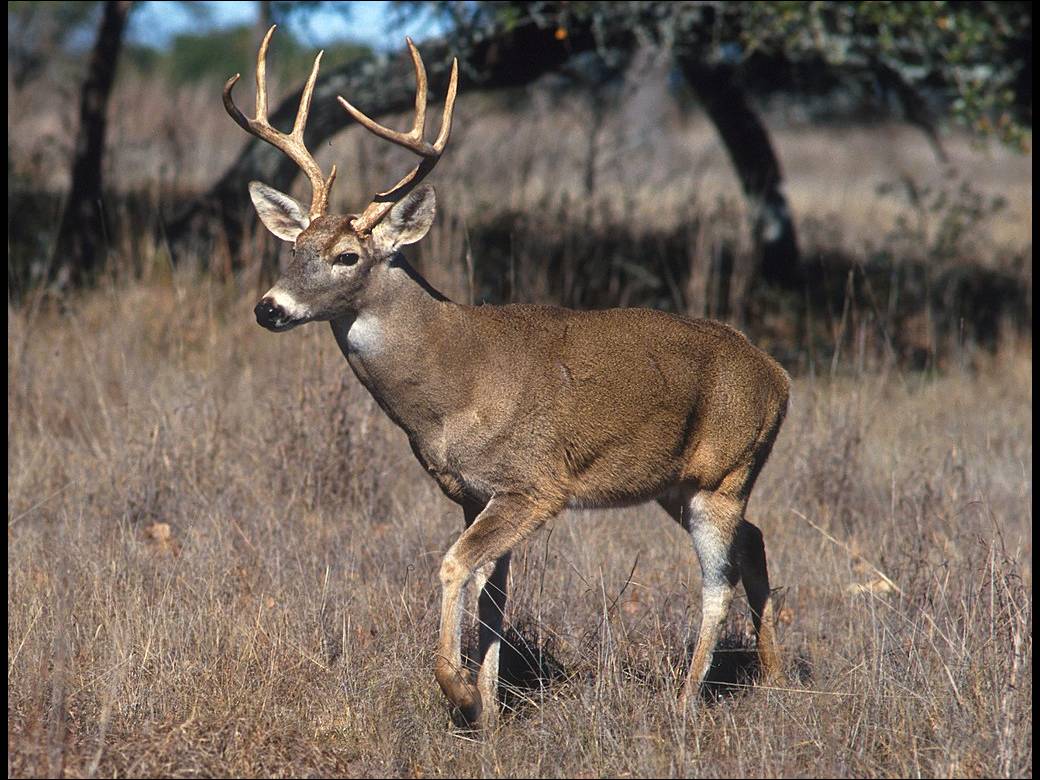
254 297 285 329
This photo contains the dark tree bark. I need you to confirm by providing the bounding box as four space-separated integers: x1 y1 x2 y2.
873 62 947 164
166 20 617 265
679 58 802 287
52 0 132 287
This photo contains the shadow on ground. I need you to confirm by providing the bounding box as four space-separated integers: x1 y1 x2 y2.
464 618 814 725
695 631 814 701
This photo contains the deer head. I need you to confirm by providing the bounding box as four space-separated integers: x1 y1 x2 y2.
224 26 458 331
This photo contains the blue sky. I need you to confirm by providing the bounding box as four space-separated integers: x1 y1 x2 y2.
127 1 446 51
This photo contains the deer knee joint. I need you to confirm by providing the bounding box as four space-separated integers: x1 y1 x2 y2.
439 550 468 588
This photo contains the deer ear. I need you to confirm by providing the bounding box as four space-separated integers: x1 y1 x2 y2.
249 181 310 242
372 184 436 252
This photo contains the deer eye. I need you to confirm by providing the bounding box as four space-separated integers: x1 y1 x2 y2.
333 252 359 267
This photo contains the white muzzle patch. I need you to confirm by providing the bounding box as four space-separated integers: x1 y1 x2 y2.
266 287 312 320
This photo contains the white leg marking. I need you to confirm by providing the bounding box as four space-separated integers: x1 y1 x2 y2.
477 641 500 711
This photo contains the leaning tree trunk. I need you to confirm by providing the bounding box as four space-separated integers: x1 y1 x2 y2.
52 0 132 288
679 58 802 287
167 20 626 266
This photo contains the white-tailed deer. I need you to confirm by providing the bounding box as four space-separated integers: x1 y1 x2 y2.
227 27 789 729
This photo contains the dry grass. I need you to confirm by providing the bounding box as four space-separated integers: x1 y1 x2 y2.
7 263 1032 777
7 39 1032 778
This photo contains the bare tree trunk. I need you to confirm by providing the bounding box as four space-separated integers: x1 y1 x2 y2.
679 59 802 287
52 0 132 287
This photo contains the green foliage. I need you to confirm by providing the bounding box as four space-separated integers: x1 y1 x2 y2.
8 2 373 88
397 1 1032 149
737 2 1031 149
122 24 372 87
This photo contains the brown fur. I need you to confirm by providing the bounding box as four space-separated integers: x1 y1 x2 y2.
250 183 789 729
234 27 788 728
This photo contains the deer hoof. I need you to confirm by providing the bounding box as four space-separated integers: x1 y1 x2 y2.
451 689 483 729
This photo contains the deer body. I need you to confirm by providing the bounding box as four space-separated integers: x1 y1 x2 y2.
329 256 787 514
227 27 788 730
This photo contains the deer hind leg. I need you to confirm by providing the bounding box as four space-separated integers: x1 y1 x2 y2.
679 490 742 708
436 494 556 728
736 519 783 683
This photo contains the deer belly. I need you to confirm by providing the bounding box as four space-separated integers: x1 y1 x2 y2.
559 416 690 508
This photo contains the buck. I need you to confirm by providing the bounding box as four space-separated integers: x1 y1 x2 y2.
226 27 789 729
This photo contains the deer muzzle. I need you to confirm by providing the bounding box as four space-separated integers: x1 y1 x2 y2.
254 296 300 332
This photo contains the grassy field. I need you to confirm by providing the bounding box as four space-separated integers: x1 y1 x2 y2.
7 43 1034 778
7 264 1031 776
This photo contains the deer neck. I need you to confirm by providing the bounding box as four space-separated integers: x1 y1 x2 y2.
329 253 468 436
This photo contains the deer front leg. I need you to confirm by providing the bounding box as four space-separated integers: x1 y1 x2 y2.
435 553 481 724
435 494 556 728
475 553 511 728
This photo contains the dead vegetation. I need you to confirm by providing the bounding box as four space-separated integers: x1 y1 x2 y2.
6 44 1033 779
7 261 1032 776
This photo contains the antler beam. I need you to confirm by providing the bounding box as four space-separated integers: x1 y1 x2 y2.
338 38 459 235
223 25 337 219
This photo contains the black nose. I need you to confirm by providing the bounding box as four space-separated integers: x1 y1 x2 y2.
254 297 285 329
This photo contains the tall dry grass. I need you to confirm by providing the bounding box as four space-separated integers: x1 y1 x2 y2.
7 260 1031 776
7 41 1033 778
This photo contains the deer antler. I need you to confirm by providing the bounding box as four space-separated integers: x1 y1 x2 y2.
223 25 337 219
338 38 458 235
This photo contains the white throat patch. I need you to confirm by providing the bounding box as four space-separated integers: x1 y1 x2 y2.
346 312 383 354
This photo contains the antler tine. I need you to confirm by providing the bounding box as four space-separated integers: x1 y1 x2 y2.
223 25 335 219
339 41 459 235
338 39 436 154
256 24 273 120
433 57 459 153
408 39 428 145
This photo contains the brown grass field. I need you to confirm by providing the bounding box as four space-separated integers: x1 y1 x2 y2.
7 58 1034 778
